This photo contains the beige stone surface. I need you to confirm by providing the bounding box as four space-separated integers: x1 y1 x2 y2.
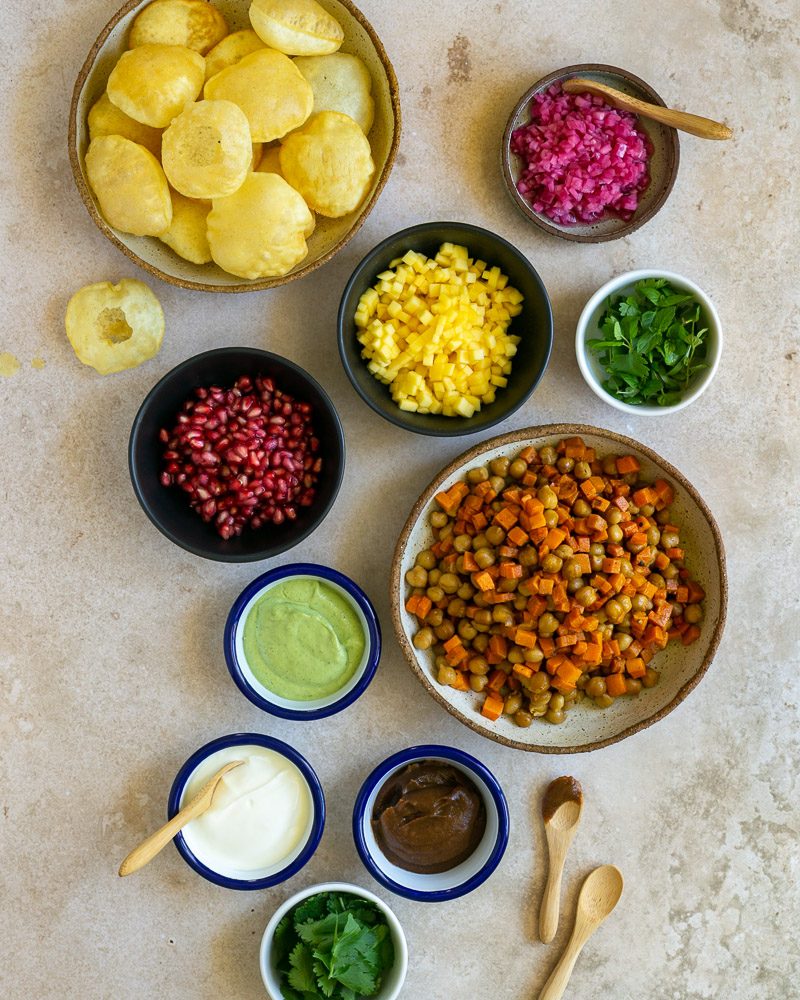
2 0 799 998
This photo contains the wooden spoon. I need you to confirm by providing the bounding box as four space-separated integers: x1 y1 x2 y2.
118 760 244 877
562 78 733 140
539 776 583 944
538 865 624 1000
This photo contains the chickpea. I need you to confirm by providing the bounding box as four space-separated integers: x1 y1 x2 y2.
538 612 559 636
457 620 477 641
473 593 489 609
434 655 448 671
555 544 574 560
434 620 455 641
602 456 618 475
447 597 466 618
539 445 557 465
475 547 495 569
542 553 563 574
608 523 624 544
537 485 558 509
473 532 488 550
425 608 443 628
661 531 680 550
430 510 448 528
631 593 652 613
684 603 704 624
413 627 434 650
497 577 519 594
574 460 591 480
437 665 457 686
646 526 661 547
640 503 655 517
509 458 528 480
625 678 642 695
594 694 614 709
656 508 672 524
544 509 559 528
557 456 574 473
472 633 489 652
486 525 505 546
416 549 437 570
546 707 566 724
428 568 441 586
663 563 680 580
605 599 624 623
620 559 635 578
453 533 472 553
575 585 598 608
474 609 492 626
514 709 533 728
572 499 591 517
618 594 632 613
564 558 583 580
607 508 623 525
457 583 475 600
585 676 607 698
642 668 660 688
567 577 584 594
628 535 646 554
529 671 550 693
519 546 539 567
438 523 453 540
466 466 489 484
504 693 523 715
405 566 428 588
514 595 528 611
550 693 565 712
426 585 444 603
470 674 488 692
616 632 633 652
524 647 544 664
492 605 514 625
649 573 666 590
489 475 506 494
590 552 604 572
508 646 524 664
490 456 510 477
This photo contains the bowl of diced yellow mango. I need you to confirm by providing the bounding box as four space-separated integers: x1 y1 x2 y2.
337 222 554 436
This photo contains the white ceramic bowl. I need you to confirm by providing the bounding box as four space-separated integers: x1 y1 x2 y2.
260 882 408 1000
69 0 400 292
575 269 722 415
391 424 727 753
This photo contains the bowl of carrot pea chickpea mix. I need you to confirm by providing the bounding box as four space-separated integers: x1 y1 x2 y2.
392 426 727 753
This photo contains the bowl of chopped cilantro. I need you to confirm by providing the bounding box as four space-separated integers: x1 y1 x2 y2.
576 270 722 414
260 882 407 1000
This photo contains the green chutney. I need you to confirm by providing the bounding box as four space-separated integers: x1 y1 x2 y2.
242 577 366 700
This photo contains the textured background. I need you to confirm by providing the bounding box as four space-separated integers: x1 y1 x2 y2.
2 0 799 997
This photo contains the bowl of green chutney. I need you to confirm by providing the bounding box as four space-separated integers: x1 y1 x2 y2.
224 563 382 720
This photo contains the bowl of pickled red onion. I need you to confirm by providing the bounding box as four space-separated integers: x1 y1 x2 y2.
502 64 680 242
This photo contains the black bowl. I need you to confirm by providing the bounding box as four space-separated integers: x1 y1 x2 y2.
129 348 345 562
337 221 553 437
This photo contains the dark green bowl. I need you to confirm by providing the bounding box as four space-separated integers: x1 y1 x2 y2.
337 222 553 437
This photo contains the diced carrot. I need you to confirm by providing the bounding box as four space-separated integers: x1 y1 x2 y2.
666 547 685 560
451 671 469 691
538 636 556 657
443 635 462 653
602 557 621 574
481 693 504 722
538 577 554 595
415 596 432 619
507 526 529 547
632 487 656 507
605 673 627 696
514 629 537 649
687 581 706 603
591 496 610 512
545 527 566 549
484 591 515 604
573 640 588 657
580 479 598 500
616 455 641 474
461 551 478 573
682 624 701 646
526 510 547 530
512 664 533 680
573 553 591 575
499 563 523 579
472 571 495 592
487 670 506 692
626 657 646 678
493 507 519 531
555 633 578 648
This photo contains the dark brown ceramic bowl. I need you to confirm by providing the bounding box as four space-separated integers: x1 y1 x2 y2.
391 425 727 753
502 64 680 243
69 0 401 292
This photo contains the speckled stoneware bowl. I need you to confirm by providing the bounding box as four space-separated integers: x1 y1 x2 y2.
69 0 401 292
391 424 727 753
502 64 680 243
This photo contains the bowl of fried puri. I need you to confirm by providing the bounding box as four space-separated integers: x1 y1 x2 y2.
69 0 401 292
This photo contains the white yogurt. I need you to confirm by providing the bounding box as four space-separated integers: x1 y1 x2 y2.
180 745 312 877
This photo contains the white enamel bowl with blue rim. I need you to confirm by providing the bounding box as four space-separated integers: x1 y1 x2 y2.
167 733 325 890
352 744 509 902
224 562 381 720
260 882 408 1000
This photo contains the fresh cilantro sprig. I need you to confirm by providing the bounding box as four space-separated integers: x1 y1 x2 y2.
587 278 709 407
273 892 395 1000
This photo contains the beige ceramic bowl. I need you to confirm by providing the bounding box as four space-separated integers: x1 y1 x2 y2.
391 424 727 753
69 0 401 292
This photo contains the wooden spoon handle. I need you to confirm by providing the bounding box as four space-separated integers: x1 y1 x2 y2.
539 848 566 944
537 925 590 1000
563 78 733 140
118 806 203 877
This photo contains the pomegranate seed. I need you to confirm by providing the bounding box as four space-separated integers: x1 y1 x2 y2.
160 374 321 539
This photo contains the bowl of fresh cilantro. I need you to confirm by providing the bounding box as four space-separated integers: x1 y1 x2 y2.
576 270 722 415
260 882 408 1000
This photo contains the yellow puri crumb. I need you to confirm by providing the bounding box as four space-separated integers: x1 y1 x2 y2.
354 243 524 417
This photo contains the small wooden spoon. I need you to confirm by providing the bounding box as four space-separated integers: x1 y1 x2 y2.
539 776 583 944
118 760 244 877
538 865 624 1000
562 77 733 140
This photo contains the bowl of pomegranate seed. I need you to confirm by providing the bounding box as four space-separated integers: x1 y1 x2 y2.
129 347 345 561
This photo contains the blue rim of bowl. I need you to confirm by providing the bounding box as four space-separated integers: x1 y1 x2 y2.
167 732 326 891
352 744 509 902
337 221 554 438
224 563 382 720
128 347 346 563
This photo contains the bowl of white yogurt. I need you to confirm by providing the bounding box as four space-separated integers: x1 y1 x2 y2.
167 733 325 890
